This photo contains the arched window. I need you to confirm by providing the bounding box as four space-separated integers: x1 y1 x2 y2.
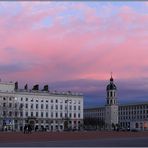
110 91 112 97
107 99 109 105
107 92 109 97
135 123 139 128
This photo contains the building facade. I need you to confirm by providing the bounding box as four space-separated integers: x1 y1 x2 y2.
84 76 148 131
0 82 83 132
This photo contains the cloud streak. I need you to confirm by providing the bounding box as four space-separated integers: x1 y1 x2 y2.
0 2 148 106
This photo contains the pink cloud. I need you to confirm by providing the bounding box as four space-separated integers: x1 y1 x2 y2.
0 2 148 84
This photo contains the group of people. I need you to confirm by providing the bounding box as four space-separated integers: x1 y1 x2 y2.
24 124 32 134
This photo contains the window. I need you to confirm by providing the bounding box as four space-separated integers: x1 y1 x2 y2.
56 105 58 110
36 99 38 102
15 112 17 117
3 97 6 101
56 100 58 103
46 104 48 109
26 98 28 101
41 112 43 117
9 103 12 108
56 112 58 118
78 113 80 118
9 111 12 116
31 99 33 102
3 111 6 116
69 106 72 110
41 100 43 102
3 103 6 107
51 112 53 117
15 103 17 108
20 112 23 117
135 123 139 128
69 113 72 118
41 104 44 109
25 104 28 108
51 105 53 110
78 106 80 110
74 113 76 118
21 98 23 101
60 113 62 118
36 112 38 117
26 112 28 117
110 91 112 97
46 100 48 103
51 100 53 103
74 106 76 110
36 104 38 109
31 112 33 117
60 105 63 110
9 97 12 101
46 112 48 117
31 104 33 109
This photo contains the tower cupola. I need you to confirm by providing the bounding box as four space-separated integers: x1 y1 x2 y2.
106 74 117 105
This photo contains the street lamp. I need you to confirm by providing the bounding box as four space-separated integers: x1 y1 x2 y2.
65 99 71 130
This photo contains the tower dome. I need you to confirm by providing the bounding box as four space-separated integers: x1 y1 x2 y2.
106 76 117 91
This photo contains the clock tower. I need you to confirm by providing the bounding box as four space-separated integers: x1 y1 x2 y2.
105 74 118 130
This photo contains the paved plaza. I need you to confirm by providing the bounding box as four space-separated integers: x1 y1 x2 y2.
0 131 148 147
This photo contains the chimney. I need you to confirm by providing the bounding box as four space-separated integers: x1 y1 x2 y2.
43 85 48 91
32 84 39 90
24 84 28 90
15 82 18 90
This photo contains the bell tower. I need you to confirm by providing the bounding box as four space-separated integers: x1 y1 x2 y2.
105 73 118 130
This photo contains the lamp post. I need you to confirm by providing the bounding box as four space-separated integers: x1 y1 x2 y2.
14 97 18 131
65 99 69 130
65 99 71 130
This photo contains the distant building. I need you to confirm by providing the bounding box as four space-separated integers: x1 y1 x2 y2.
84 76 148 131
0 81 83 132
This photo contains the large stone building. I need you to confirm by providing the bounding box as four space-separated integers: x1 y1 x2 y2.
0 81 83 132
84 76 148 131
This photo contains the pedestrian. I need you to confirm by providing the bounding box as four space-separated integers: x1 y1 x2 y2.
24 125 27 134
28 124 32 134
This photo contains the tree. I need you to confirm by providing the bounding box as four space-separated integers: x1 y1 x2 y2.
84 117 105 130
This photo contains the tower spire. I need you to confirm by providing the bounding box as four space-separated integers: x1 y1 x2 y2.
110 72 113 82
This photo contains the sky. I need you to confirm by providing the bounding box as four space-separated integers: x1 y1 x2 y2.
0 1 148 107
